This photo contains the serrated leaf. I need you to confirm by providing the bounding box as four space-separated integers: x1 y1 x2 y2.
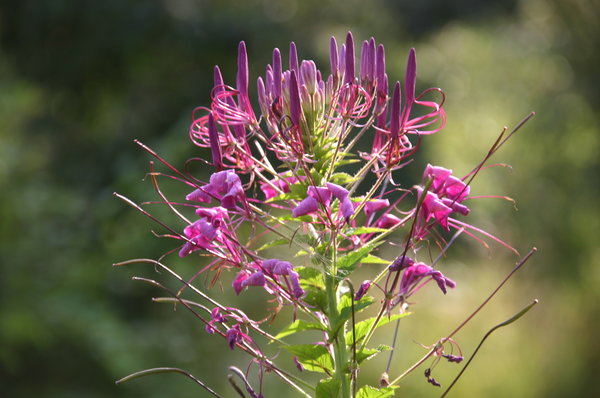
316 378 341 398
344 227 388 236
355 344 392 364
256 237 290 252
274 319 326 339
331 295 374 336
337 241 383 274
356 385 398 398
283 345 334 373
345 313 411 346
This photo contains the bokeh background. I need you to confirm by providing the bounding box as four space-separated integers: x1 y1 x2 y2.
1 0 598 397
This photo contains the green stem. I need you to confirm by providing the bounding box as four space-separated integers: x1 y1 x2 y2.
326 274 350 398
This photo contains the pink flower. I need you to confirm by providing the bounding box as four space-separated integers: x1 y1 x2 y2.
421 190 454 230
292 186 332 218
187 170 244 209
205 307 226 334
354 280 372 301
178 218 220 257
261 259 304 299
376 213 402 229
326 182 354 220
399 262 456 296
423 164 470 202
364 198 390 217
260 174 302 200
226 324 244 350
293 183 355 220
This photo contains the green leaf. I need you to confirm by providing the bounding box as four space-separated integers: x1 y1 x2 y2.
337 241 383 274
361 254 390 265
274 319 326 340
256 238 289 252
356 385 398 398
331 294 374 336
302 287 328 312
279 214 313 222
336 158 361 166
266 192 302 202
344 227 387 236
296 267 324 287
283 345 334 373
355 344 392 364
345 313 411 346
338 294 373 318
316 378 341 398
296 267 328 312
330 172 357 185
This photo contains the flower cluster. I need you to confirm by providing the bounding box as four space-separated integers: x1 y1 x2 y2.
118 31 530 398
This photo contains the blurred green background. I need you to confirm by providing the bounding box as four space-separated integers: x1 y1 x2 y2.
1 0 598 396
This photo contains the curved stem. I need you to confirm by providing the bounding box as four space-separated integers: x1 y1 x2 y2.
116 367 221 397
440 299 539 397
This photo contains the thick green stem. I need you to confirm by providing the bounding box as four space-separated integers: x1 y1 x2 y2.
326 275 350 398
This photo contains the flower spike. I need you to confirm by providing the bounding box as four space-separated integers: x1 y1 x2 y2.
344 32 355 85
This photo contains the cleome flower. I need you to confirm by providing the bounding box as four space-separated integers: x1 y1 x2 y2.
116 31 530 396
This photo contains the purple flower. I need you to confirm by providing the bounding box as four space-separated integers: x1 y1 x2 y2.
344 32 355 86
376 213 402 229
179 218 220 257
259 174 301 200
293 183 355 220
388 255 415 271
293 186 332 218
415 165 471 233
294 356 304 372
205 307 226 334
226 324 244 350
293 196 319 218
262 259 293 275
289 70 302 128
399 262 456 296
195 206 228 221
187 170 244 209
261 259 304 299
242 271 266 289
424 368 441 387
354 280 372 301
423 164 470 202
326 182 354 220
207 112 223 171
364 198 390 217
442 354 464 363
420 190 453 230
232 270 250 295
287 270 305 299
